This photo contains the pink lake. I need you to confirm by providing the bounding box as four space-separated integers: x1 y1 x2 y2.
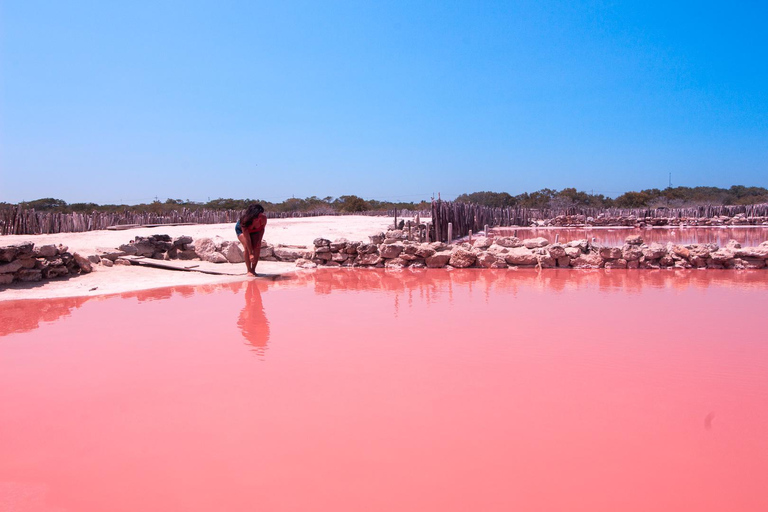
1 269 768 511
491 226 768 247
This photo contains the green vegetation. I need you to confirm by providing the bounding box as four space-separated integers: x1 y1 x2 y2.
9 195 431 214
7 185 767 214
457 186 768 209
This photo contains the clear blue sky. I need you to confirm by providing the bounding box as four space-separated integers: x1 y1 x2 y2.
1 1 766 205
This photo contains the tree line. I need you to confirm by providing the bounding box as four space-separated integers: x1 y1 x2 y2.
3 185 767 214
455 186 768 209
0 195 431 215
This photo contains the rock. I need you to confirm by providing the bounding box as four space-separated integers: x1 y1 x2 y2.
415 245 436 258
133 240 156 257
604 259 628 269
35 244 58 258
177 249 198 260
220 241 245 263
356 243 378 255
625 235 644 245
548 244 566 259
313 238 331 248
504 247 538 266
494 236 523 248
622 244 643 261
599 247 623 260
476 252 499 268
425 250 452 268
0 260 23 274
101 258 114 267
384 258 407 268
725 239 742 250
556 256 571 267
739 258 766 269
567 239 589 252
659 256 674 267
117 244 139 255
315 251 333 261
429 242 449 252
642 243 666 260
192 237 218 261
523 237 549 249
295 258 317 269
259 244 274 259
208 252 229 264
449 248 477 268
0 274 13 285
571 252 603 268
369 232 385 244
472 236 492 249
345 242 361 254
330 238 348 252
671 245 690 259
43 266 70 278
17 269 43 282
73 253 93 273
114 258 132 266
87 254 101 264
734 247 768 260
173 235 193 247
380 243 404 259
564 247 581 258
0 246 19 263
710 249 734 263
18 257 36 269
537 253 556 268
332 252 349 262
356 253 383 266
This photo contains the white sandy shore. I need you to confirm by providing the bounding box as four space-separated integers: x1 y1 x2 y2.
1 215 416 302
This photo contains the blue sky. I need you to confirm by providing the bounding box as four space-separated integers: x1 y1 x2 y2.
1 1 766 205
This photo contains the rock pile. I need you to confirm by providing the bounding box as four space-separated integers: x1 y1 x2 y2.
0 242 92 285
294 231 768 270
88 235 313 266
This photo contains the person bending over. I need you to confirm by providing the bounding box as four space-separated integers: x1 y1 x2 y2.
235 203 267 276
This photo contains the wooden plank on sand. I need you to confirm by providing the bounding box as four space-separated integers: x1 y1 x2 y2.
120 256 284 279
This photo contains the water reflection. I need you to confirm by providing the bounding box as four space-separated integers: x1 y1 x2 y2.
0 296 89 336
286 267 768 296
237 280 271 356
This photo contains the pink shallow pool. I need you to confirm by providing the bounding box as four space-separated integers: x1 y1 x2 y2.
491 226 768 247
2 270 768 511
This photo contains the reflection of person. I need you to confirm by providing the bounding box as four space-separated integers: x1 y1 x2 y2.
235 203 267 276
237 280 271 356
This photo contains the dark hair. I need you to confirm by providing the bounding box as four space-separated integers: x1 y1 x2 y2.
240 203 265 227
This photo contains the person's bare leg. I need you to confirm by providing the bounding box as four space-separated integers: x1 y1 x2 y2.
250 231 264 274
238 233 254 275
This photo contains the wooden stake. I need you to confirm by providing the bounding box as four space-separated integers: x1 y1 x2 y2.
448 222 453 244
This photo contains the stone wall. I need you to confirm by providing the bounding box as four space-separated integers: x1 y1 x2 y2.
295 230 768 270
87 235 313 267
0 243 92 285
536 212 768 228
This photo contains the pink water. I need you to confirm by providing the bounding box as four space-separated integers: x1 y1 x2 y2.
2 270 768 511
491 226 768 246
